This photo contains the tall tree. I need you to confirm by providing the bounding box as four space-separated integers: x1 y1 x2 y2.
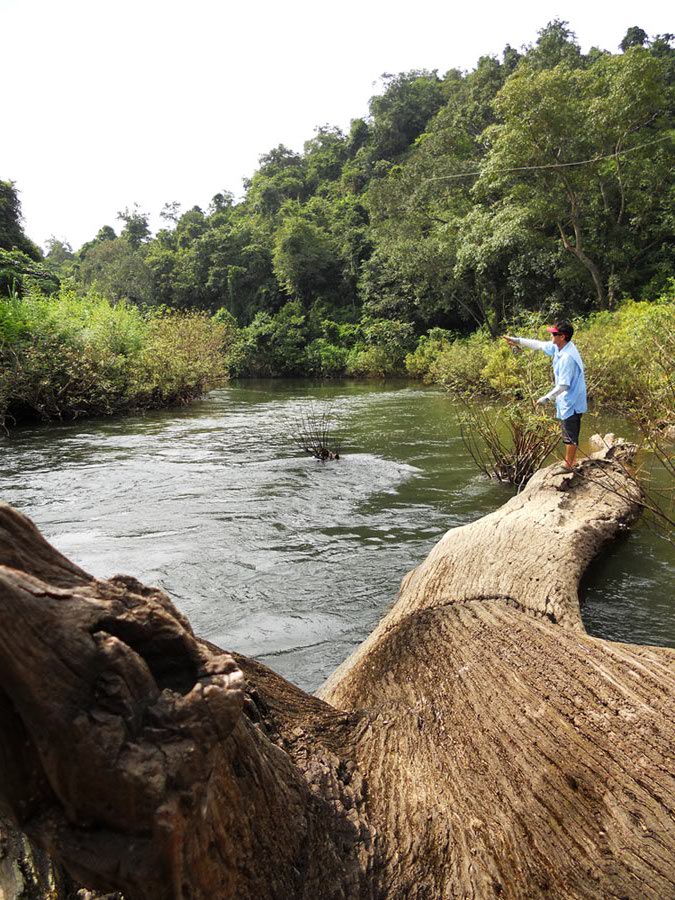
303 126 349 191
272 216 341 305
478 49 672 308
117 204 151 250
79 238 153 305
44 238 75 280
245 146 308 219
160 201 182 226
525 19 583 70
368 70 445 161
45 237 74 266
620 26 649 52
0 181 41 260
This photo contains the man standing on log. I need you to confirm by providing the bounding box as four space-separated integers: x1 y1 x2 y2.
504 319 587 470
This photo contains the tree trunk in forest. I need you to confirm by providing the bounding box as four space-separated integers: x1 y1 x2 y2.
0 455 674 899
556 220 608 309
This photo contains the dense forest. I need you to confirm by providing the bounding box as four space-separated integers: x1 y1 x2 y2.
1 21 674 384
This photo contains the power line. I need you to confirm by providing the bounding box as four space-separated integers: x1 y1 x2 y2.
423 134 672 184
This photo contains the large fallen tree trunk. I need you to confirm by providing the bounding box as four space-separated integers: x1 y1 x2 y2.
0 457 673 899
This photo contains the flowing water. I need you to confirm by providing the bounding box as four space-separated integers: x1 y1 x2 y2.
1 380 672 691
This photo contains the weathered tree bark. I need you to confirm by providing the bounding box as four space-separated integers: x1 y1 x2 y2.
0 456 673 899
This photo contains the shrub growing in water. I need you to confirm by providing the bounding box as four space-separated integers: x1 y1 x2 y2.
459 400 560 487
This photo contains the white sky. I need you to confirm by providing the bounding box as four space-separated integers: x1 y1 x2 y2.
3 0 671 250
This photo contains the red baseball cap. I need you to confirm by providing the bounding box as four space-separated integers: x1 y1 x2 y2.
546 320 573 337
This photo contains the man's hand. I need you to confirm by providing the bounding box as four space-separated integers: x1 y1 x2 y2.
536 395 549 405
503 336 522 354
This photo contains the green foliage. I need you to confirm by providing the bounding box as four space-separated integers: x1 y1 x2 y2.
45 237 75 279
421 296 675 423
359 30 673 334
221 305 419 379
0 181 41 260
117 204 151 249
173 207 207 249
13 21 670 388
305 338 349 377
233 302 309 376
78 238 153 305
79 225 117 259
482 339 551 400
272 217 340 303
525 19 583 70
0 249 60 297
427 331 492 394
304 126 349 188
368 71 445 161
479 48 672 309
346 318 416 377
131 309 229 408
222 296 674 398
421 320 553 400
405 328 454 379
362 318 416 355
144 219 281 318
245 146 309 218
0 288 229 426
575 292 675 414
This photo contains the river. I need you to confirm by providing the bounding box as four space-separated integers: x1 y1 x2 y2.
0 380 672 692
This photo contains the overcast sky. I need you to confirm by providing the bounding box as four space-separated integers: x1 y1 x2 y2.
3 0 671 250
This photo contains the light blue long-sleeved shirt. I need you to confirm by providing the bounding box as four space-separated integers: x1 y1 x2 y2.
514 338 587 420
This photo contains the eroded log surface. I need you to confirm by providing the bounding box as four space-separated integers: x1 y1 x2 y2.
0 457 673 899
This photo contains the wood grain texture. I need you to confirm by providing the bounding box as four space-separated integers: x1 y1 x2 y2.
0 456 672 899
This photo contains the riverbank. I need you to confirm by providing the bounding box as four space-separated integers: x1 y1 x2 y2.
0 288 232 428
1 288 673 431
216 292 674 408
408 296 675 415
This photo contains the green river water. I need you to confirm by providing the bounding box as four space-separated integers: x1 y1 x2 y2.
0 380 672 692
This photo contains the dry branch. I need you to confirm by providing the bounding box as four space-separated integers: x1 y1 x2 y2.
285 400 341 461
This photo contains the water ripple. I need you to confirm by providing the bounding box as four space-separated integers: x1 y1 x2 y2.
1 380 672 691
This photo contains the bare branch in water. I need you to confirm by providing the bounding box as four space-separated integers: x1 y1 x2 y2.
284 400 342 462
459 397 560 488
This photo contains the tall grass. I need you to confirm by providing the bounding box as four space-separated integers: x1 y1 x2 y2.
0 288 230 427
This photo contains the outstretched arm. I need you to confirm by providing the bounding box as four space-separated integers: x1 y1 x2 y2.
504 336 552 352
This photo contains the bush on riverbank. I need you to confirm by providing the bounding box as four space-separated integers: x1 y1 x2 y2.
217 293 674 421
575 297 675 419
3 285 671 431
406 293 675 415
0 288 230 426
224 302 418 379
